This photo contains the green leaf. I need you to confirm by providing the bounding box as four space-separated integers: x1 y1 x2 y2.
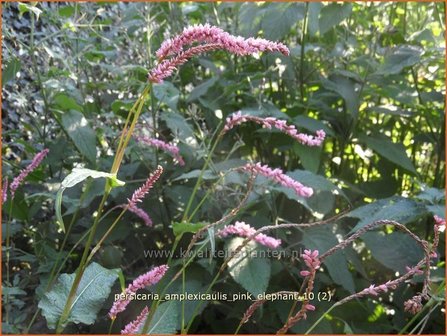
362 231 424 273
347 196 427 233
321 75 359 117
60 110 97 164
54 93 83 112
308 3 322 36
58 6 75 17
38 262 118 329
319 3 352 35
226 237 271 297
173 169 217 181
416 187 445 204
426 204 445 218
376 45 422 75
160 112 194 140
261 3 305 40
153 82 180 111
358 133 417 174
187 77 218 102
146 301 179 334
302 226 355 293
2 57 21 87
56 168 124 232
172 221 207 237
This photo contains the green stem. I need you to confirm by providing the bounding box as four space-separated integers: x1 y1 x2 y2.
56 83 150 332
304 304 336 334
55 187 111 333
182 128 223 222
187 173 226 222
5 200 14 325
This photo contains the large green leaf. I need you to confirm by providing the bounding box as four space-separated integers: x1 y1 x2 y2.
60 110 97 164
261 3 305 40
38 262 118 329
358 133 417 174
319 3 352 35
307 3 322 36
146 301 179 334
321 75 359 117
347 196 427 233
187 77 218 102
160 112 194 140
376 45 422 75
302 226 355 293
362 231 424 273
226 237 271 297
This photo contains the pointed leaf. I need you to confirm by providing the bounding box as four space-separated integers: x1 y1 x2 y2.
38 262 118 329
226 237 271 296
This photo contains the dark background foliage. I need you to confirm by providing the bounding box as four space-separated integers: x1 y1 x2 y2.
2 2 445 334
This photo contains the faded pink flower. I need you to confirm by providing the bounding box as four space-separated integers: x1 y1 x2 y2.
243 162 313 198
128 165 163 207
135 135 185 166
217 221 281 249
304 304 316 311
128 205 153 227
2 178 8 203
109 265 168 319
156 23 289 60
404 295 423 314
10 149 49 199
434 215 445 228
224 112 326 147
432 215 445 259
121 306 149 334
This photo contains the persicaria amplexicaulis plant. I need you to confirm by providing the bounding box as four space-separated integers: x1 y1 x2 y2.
8 21 442 335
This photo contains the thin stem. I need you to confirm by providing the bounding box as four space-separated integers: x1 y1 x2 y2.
304 305 336 335
182 128 223 222
5 200 14 325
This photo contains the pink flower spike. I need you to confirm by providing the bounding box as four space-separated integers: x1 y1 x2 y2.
243 162 313 198
366 285 378 296
128 165 163 207
135 136 185 166
109 265 168 319
156 23 289 60
10 149 49 199
223 112 325 147
300 270 311 277
121 306 149 334
378 284 388 293
149 44 221 83
217 221 281 249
